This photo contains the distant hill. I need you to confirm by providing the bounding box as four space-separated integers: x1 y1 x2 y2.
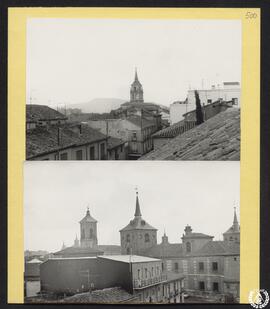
66 98 126 113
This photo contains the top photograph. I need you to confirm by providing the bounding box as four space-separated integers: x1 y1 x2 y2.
26 18 241 161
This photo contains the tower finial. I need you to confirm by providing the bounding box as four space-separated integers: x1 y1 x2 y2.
134 188 142 217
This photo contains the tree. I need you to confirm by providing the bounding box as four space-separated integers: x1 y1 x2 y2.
194 90 204 125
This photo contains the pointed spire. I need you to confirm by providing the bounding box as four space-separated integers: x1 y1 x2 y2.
134 188 142 217
86 206 90 216
233 207 240 231
134 67 139 82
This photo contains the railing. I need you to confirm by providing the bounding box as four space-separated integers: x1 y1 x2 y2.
133 274 167 289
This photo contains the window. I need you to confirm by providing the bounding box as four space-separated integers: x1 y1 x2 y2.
145 268 148 278
100 143 106 160
186 242 191 253
137 269 140 279
199 262 204 271
90 228 93 239
76 149 83 160
127 247 130 254
126 234 130 242
60 152 68 160
81 229 85 239
132 132 137 141
199 281 205 291
151 267 154 276
89 146 95 160
54 153 59 160
174 262 179 271
234 257 237 261
212 262 218 271
145 233 150 243
213 282 219 292
207 99 212 104
162 263 164 272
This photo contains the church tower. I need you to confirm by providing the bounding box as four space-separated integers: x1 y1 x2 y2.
130 68 144 103
80 207 98 248
120 190 157 255
223 207 240 243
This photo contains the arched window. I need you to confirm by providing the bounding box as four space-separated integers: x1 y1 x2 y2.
229 236 233 241
81 229 85 239
145 233 150 243
186 242 191 253
126 234 130 242
90 228 93 239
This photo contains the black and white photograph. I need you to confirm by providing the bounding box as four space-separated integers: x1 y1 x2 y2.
26 19 241 161
24 161 240 303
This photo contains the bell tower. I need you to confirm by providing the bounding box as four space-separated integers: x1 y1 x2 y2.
120 189 157 255
223 207 240 243
80 207 98 248
130 68 144 103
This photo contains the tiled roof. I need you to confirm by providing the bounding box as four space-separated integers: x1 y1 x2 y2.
62 287 136 303
182 233 214 239
120 217 157 232
126 116 155 129
26 104 67 121
152 119 195 138
107 137 125 150
192 241 240 257
140 108 240 161
26 124 107 158
142 243 184 258
54 246 104 257
98 245 121 255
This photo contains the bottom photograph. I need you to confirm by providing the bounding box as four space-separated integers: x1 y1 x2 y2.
24 161 240 304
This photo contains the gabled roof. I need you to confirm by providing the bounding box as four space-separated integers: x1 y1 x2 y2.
26 104 67 122
140 108 240 161
192 241 240 257
26 124 107 158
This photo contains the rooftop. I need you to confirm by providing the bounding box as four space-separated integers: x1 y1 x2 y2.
26 123 107 159
140 108 240 161
142 243 184 259
152 119 192 138
62 287 137 303
54 246 104 256
80 208 97 223
99 255 161 263
182 232 214 239
192 241 240 257
107 137 125 150
26 104 67 122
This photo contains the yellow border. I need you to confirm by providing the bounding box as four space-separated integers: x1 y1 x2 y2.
8 7 260 303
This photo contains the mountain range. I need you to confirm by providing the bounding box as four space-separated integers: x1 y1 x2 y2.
66 98 127 113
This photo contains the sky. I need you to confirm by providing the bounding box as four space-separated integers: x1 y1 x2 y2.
26 18 241 108
24 161 240 252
